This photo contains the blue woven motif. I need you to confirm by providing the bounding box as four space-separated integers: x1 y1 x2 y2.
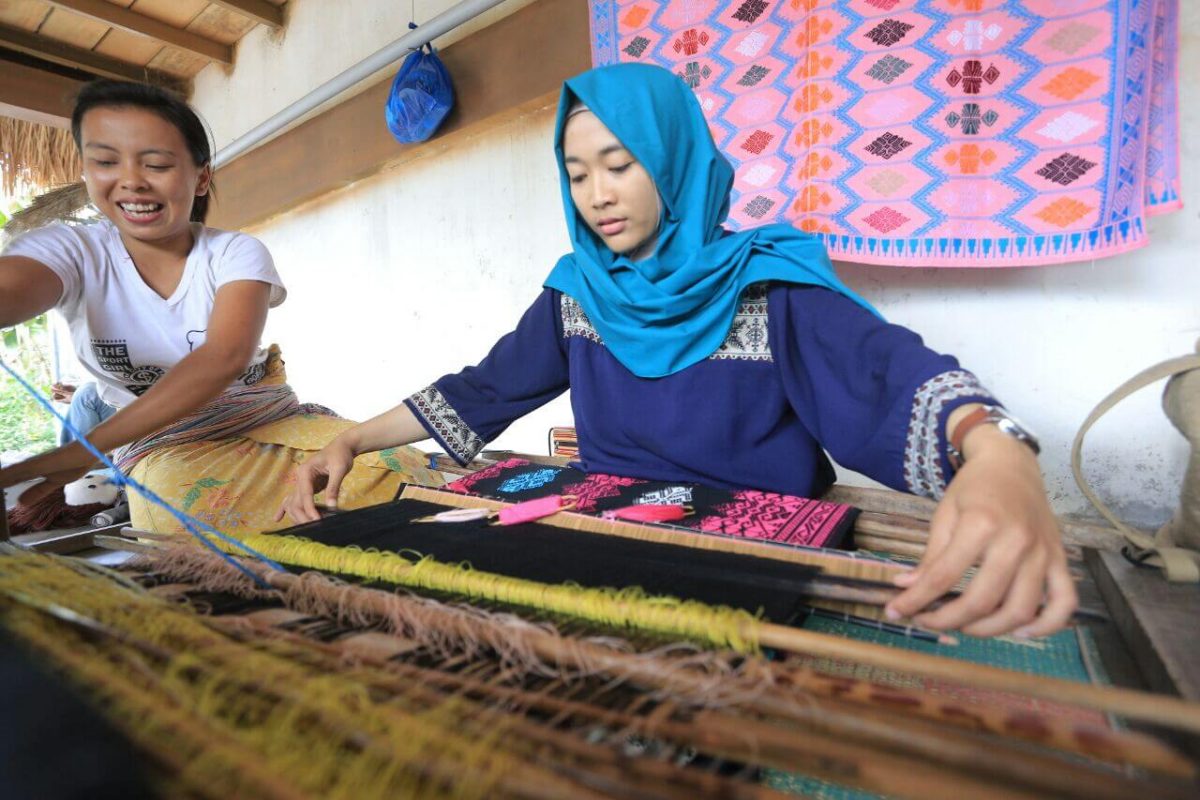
498 468 565 494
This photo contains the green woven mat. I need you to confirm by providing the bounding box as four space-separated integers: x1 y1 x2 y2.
766 617 1112 799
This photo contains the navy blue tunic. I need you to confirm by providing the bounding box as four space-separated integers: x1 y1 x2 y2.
406 283 998 499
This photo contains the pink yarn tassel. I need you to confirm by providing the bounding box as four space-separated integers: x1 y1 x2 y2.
495 495 574 526
600 504 691 523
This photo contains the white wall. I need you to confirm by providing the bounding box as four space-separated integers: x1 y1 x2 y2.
192 0 1200 526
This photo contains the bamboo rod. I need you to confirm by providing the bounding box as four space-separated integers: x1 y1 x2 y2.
827 484 1127 551
852 535 927 559
855 512 930 543
754 621 1200 734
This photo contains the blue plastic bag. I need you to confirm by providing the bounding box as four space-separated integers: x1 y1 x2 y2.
385 39 454 144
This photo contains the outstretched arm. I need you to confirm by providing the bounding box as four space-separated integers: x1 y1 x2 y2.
279 288 571 524
0 280 273 501
0 256 62 329
770 286 1075 637
885 405 1077 638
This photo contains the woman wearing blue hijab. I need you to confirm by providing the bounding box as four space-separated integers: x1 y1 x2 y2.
283 64 1075 640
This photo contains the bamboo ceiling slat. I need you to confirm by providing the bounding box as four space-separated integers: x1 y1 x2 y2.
0 0 51 29
39 6 109 50
187 4 255 45
145 44 207 78
90 24 161 67
128 0 208 30
206 0 281 29
41 0 232 63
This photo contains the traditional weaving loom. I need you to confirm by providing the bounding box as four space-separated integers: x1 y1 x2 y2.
1 467 1199 799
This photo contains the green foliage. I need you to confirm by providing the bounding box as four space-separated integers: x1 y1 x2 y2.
0 314 57 454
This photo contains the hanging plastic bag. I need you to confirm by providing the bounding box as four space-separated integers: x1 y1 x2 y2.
384 28 454 144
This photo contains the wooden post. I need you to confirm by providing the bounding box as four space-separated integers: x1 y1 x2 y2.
1 486 10 543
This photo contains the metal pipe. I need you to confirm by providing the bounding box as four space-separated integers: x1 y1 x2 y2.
213 0 511 169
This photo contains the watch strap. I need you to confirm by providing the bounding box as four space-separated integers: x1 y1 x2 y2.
948 406 992 470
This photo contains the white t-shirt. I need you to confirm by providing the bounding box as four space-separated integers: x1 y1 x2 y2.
4 220 286 409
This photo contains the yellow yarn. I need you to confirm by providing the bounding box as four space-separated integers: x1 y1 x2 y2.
226 532 762 653
0 547 519 800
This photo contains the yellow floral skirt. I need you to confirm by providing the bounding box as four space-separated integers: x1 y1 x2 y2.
127 411 443 536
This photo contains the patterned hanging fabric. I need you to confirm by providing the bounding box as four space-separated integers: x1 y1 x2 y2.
588 0 1181 267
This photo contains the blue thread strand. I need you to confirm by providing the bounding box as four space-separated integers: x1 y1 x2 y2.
1 358 284 585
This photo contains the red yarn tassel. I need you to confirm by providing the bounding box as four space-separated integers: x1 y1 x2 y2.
600 504 692 523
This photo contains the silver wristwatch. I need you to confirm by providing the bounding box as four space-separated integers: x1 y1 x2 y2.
947 404 1041 469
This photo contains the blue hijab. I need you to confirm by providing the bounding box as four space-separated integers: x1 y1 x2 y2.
544 63 879 378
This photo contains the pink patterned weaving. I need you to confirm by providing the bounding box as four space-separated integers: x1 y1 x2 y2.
588 0 1181 267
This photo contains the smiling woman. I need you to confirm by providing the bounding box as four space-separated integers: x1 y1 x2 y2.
0 80 441 535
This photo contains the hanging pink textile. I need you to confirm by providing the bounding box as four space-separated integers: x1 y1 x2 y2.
588 0 1180 267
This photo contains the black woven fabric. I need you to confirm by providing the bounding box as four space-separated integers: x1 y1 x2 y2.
283 498 823 622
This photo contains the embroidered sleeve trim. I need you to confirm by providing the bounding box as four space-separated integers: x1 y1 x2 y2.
711 283 772 362
560 294 603 344
903 370 997 499
561 285 773 362
406 384 486 466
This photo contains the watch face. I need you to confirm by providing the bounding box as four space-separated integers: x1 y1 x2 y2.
988 407 1040 453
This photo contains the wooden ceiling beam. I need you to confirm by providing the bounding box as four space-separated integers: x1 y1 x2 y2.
206 0 284 30
0 57 88 128
0 23 183 89
43 0 233 64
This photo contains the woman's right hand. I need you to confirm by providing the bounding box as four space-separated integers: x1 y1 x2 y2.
276 437 357 524
51 383 78 403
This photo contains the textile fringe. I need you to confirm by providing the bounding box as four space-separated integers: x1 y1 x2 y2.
215 532 762 652
6 485 108 533
139 543 768 704
0 117 81 198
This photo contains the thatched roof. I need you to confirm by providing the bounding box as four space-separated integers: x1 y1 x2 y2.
0 116 82 198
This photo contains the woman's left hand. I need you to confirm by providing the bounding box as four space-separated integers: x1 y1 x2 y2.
0 444 99 505
885 427 1078 638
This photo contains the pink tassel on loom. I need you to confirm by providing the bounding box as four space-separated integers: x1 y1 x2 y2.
600 504 692 523
494 495 575 526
